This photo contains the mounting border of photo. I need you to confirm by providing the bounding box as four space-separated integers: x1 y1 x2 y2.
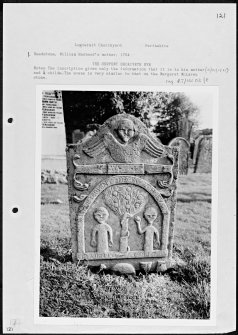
35 85 218 329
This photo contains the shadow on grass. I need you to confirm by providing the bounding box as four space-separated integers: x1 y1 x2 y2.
166 259 210 284
40 245 72 263
166 246 210 284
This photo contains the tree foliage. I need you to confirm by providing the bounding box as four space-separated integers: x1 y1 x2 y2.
62 91 199 144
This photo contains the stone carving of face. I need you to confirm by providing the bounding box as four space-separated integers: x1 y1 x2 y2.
144 207 158 225
94 207 109 224
117 119 135 143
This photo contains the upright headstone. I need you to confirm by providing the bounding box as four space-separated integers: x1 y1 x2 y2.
193 135 212 173
72 129 85 143
169 137 190 175
42 91 64 129
177 115 193 141
66 114 179 273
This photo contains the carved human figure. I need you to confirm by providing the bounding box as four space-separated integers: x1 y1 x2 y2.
135 207 160 252
91 207 113 253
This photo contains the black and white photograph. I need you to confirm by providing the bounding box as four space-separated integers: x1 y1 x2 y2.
39 88 216 319
3 3 236 333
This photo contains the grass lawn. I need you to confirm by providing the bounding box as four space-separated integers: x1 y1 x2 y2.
40 172 211 319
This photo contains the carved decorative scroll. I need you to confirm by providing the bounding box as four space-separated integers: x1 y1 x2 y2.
73 194 88 203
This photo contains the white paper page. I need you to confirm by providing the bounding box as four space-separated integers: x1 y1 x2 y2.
3 3 236 334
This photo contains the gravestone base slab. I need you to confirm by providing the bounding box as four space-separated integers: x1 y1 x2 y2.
111 263 136 275
166 257 187 270
79 257 181 274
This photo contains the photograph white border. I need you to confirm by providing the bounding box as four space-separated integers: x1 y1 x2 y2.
35 85 218 329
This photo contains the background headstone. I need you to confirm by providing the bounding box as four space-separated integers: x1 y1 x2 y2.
72 129 85 143
65 114 179 274
169 137 190 175
41 90 66 158
193 135 212 173
42 91 64 129
177 115 193 141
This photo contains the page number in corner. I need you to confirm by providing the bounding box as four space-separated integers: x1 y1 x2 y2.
7 327 13 332
217 13 226 19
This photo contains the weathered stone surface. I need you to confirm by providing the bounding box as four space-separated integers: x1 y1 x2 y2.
156 260 167 272
111 263 136 275
169 137 190 175
65 114 179 271
193 135 212 173
167 256 186 269
140 261 153 273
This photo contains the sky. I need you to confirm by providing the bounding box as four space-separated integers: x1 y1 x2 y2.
186 91 213 129
42 89 214 156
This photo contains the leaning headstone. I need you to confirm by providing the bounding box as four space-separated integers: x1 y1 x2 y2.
66 114 179 274
168 137 190 175
193 135 212 173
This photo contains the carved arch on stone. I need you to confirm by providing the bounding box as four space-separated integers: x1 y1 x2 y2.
76 175 170 254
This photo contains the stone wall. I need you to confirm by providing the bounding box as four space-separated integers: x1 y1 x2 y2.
41 169 67 184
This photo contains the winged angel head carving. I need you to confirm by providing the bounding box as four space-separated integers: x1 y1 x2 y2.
82 114 172 163
116 118 136 143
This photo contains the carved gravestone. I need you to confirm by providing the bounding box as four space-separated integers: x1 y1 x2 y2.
66 114 179 273
193 135 212 173
169 137 190 175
